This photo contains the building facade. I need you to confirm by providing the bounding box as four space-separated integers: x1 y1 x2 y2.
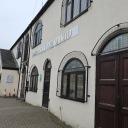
9 0 128 128
0 49 19 97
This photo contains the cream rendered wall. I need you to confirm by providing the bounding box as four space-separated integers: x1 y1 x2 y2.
26 0 128 128
0 69 19 96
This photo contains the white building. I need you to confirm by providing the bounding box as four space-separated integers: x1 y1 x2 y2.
10 0 128 128
0 49 19 97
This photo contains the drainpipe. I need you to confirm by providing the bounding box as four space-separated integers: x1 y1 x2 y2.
16 60 21 98
17 37 24 98
17 36 25 99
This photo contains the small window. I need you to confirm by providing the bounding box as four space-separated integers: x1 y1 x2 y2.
23 35 29 61
17 42 22 59
61 0 91 26
30 66 38 92
61 59 85 102
33 23 42 48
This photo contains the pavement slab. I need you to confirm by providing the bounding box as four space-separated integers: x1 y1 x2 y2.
0 97 71 128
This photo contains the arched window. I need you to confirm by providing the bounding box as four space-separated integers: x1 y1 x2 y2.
33 23 42 48
101 33 128 54
17 44 21 59
61 59 85 102
57 52 90 102
24 34 29 61
30 66 38 92
61 0 91 26
17 42 22 59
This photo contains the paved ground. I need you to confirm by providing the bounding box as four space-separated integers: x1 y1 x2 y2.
0 97 71 128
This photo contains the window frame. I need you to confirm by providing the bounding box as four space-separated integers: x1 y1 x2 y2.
100 33 128 55
62 0 91 26
61 58 86 102
32 23 42 48
23 34 29 61
17 43 22 59
29 66 39 92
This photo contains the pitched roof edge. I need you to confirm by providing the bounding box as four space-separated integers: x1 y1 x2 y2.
0 49 9 68
10 50 19 69
0 49 19 70
2 67 19 70
10 0 55 50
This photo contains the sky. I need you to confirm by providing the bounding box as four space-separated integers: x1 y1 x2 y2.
0 0 47 49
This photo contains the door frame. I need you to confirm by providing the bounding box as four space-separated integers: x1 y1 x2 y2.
94 24 128 128
95 52 118 128
42 59 52 108
94 49 128 128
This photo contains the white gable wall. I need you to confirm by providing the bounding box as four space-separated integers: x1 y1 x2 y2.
0 69 19 97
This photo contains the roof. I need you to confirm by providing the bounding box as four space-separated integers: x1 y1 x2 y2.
0 49 19 70
10 0 55 50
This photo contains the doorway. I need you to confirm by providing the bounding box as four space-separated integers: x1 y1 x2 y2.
95 33 128 128
42 60 51 108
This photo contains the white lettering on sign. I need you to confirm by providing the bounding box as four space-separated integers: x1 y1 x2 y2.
32 26 79 57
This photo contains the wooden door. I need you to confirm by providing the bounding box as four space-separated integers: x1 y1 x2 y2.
42 62 51 108
96 54 119 128
96 52 128 128
119 52 128 128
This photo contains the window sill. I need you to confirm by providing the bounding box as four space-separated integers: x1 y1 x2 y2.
31 42 41 49
60 96 85 103
29 90 37 93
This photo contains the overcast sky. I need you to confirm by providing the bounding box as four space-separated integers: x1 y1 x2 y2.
0 0 47 49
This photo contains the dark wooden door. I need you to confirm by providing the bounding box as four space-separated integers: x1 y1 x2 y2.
96 52 128 128
42 67 51 108
96 54 119 128
119 52 128 128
